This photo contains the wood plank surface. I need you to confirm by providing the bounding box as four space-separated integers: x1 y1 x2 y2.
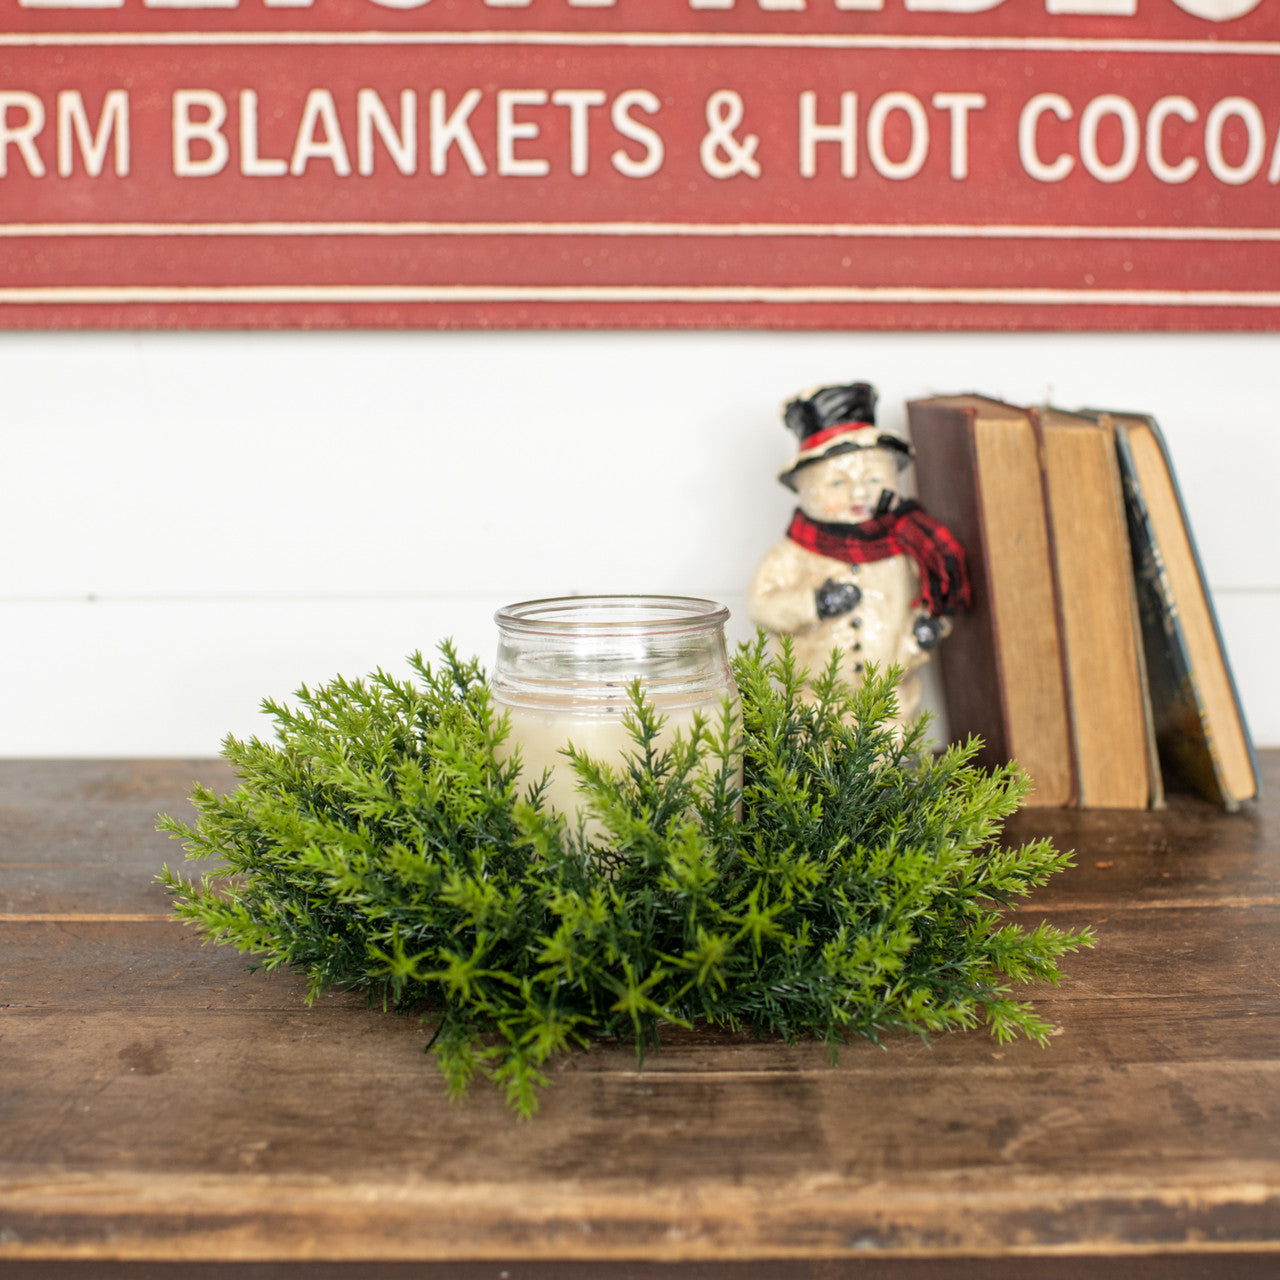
2 757 1279 1277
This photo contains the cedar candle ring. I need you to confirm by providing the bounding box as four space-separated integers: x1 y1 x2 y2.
492 595 739 835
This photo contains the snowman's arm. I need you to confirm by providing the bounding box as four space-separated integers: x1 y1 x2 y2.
894 613 954 667
746 543 825 634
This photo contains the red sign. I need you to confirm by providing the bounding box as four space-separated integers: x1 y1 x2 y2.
2 0 1278 329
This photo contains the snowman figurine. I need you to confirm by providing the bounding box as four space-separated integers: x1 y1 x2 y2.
747 381 969 730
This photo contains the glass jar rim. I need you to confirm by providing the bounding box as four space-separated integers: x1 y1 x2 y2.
495 594 730 637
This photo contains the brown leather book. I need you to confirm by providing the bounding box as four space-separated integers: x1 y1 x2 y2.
908 394 1076 807
1034 407 1161 810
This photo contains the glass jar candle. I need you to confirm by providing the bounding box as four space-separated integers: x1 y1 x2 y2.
491 595 739 836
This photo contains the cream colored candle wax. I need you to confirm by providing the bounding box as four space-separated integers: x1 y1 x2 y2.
499 701 729 835
491 596 739 840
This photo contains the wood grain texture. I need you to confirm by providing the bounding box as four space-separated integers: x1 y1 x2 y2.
2 757 1279 1276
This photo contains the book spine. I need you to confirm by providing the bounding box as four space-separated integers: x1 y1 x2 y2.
907 402 1011 772
1027 409 1080 808
1138 416 1262 801
1113 421 1236 809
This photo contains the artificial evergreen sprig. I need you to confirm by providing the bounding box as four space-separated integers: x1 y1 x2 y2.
158 636 1093 1118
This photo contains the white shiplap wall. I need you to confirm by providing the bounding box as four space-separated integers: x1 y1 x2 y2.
3 328 1276 756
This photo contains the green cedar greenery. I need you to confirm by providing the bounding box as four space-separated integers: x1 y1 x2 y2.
158 636 1093 1119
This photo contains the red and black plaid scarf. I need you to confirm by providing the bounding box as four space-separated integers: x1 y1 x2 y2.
786 502 970 617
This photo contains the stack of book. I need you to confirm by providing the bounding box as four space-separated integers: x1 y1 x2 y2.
908 394 1259 811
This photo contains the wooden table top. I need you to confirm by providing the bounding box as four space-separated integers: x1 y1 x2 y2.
2 755 1279 1280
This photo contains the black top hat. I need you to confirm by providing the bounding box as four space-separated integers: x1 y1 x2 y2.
778 382 912 491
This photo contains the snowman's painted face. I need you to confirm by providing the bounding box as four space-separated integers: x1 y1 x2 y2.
794 448 899 524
